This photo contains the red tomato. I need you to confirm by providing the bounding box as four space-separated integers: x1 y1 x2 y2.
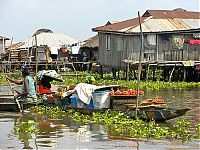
122 91 129 95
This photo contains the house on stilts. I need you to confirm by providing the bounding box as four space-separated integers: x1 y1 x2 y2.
93 8 200 81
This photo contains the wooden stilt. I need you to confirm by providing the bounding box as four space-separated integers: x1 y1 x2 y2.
127 61 130 81
146 63 149 81
183 67 187 81
169 65 176 82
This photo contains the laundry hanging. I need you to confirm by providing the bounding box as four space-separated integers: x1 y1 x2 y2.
189 40 200 45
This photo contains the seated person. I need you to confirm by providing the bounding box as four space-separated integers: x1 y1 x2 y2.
38 76 53 94
6 65 37 102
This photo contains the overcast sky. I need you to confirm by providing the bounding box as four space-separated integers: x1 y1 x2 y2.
0 0 199 42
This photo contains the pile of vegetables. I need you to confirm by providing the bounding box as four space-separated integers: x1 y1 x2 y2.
109 89 144 96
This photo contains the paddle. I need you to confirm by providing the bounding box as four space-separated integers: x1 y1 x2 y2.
6 77 23 113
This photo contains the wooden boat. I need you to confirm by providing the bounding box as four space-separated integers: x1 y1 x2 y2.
0 96 36 112
59 105 190 122
41 94 190 122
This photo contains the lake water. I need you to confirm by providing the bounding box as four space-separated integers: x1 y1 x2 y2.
0 86 200 149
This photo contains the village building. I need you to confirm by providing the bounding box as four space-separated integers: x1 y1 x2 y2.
93 8 200 81
0 35 10 60
80 21 119 62
0 29 80 71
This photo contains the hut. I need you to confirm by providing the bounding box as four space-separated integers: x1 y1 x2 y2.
93 8 200 81
19 28 79 62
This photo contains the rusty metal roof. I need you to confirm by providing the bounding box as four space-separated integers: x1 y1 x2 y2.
93 9 200 33
93 17 148 32
81 34 99 48
143 8 200 19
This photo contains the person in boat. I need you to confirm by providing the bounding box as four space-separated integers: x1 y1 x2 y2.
6 65 37 102
38 76 53 94
37 70 64 95
87 75 96 84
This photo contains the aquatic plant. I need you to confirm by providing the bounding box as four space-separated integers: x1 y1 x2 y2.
172 120 192 141
31 106 66 119
59 73 200 91
195 123 200 139
14 120 38 134
29 105 200 141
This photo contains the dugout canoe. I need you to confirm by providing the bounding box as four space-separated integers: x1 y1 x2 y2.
60 105 190 122
0 96 36 112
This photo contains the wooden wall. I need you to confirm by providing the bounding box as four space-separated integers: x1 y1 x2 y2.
98 32 200 69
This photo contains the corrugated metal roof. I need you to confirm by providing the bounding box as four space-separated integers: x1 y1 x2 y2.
127 18 199 33
93 9 200 33
144 9 200 19
93 17 148 32
81 35 99 48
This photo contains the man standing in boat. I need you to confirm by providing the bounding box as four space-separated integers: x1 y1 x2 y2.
6 65 37 102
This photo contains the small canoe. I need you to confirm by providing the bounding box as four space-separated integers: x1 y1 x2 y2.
41 95 190 122
0 96 36 112
60 105 190 122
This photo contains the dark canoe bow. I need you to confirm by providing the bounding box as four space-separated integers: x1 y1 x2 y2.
125 108 190 122
0 96 36 112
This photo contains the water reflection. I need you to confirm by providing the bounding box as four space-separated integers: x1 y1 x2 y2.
0 88 200 149
143 89 200 128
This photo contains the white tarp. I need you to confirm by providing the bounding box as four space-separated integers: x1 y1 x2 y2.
19 32 79 49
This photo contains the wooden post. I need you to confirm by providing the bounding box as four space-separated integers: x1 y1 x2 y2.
34 35 38 92
183 67 187 81
156 34 159 61
146 63 149 81
169 65 176 82
136 11 143 117
127 60 130 81
8 37 13 71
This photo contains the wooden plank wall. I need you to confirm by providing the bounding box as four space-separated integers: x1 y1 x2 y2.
99 32 200 70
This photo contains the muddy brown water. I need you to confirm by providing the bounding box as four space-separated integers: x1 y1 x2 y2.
0 85 199 149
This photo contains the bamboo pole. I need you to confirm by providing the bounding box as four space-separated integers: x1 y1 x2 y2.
135 11 144 118
8 37 13 70
34 35 38 92
6 78 22 113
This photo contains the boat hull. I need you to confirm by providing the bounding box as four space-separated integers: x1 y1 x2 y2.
0 97 36 112
60 105 190 122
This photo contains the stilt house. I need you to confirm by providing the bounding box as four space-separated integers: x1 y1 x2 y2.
93 8 200 69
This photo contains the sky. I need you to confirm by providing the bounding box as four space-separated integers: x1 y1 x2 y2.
0 0 199 42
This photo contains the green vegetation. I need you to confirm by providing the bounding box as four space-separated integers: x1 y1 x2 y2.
29 106 200 141
0 71 199 91
62 73 200 91
14 120 38 134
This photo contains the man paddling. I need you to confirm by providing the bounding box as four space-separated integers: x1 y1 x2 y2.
6 65 37 102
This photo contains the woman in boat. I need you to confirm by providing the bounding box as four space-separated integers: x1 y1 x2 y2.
38 76 53 94
6 65 37 102
37 70 64 95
